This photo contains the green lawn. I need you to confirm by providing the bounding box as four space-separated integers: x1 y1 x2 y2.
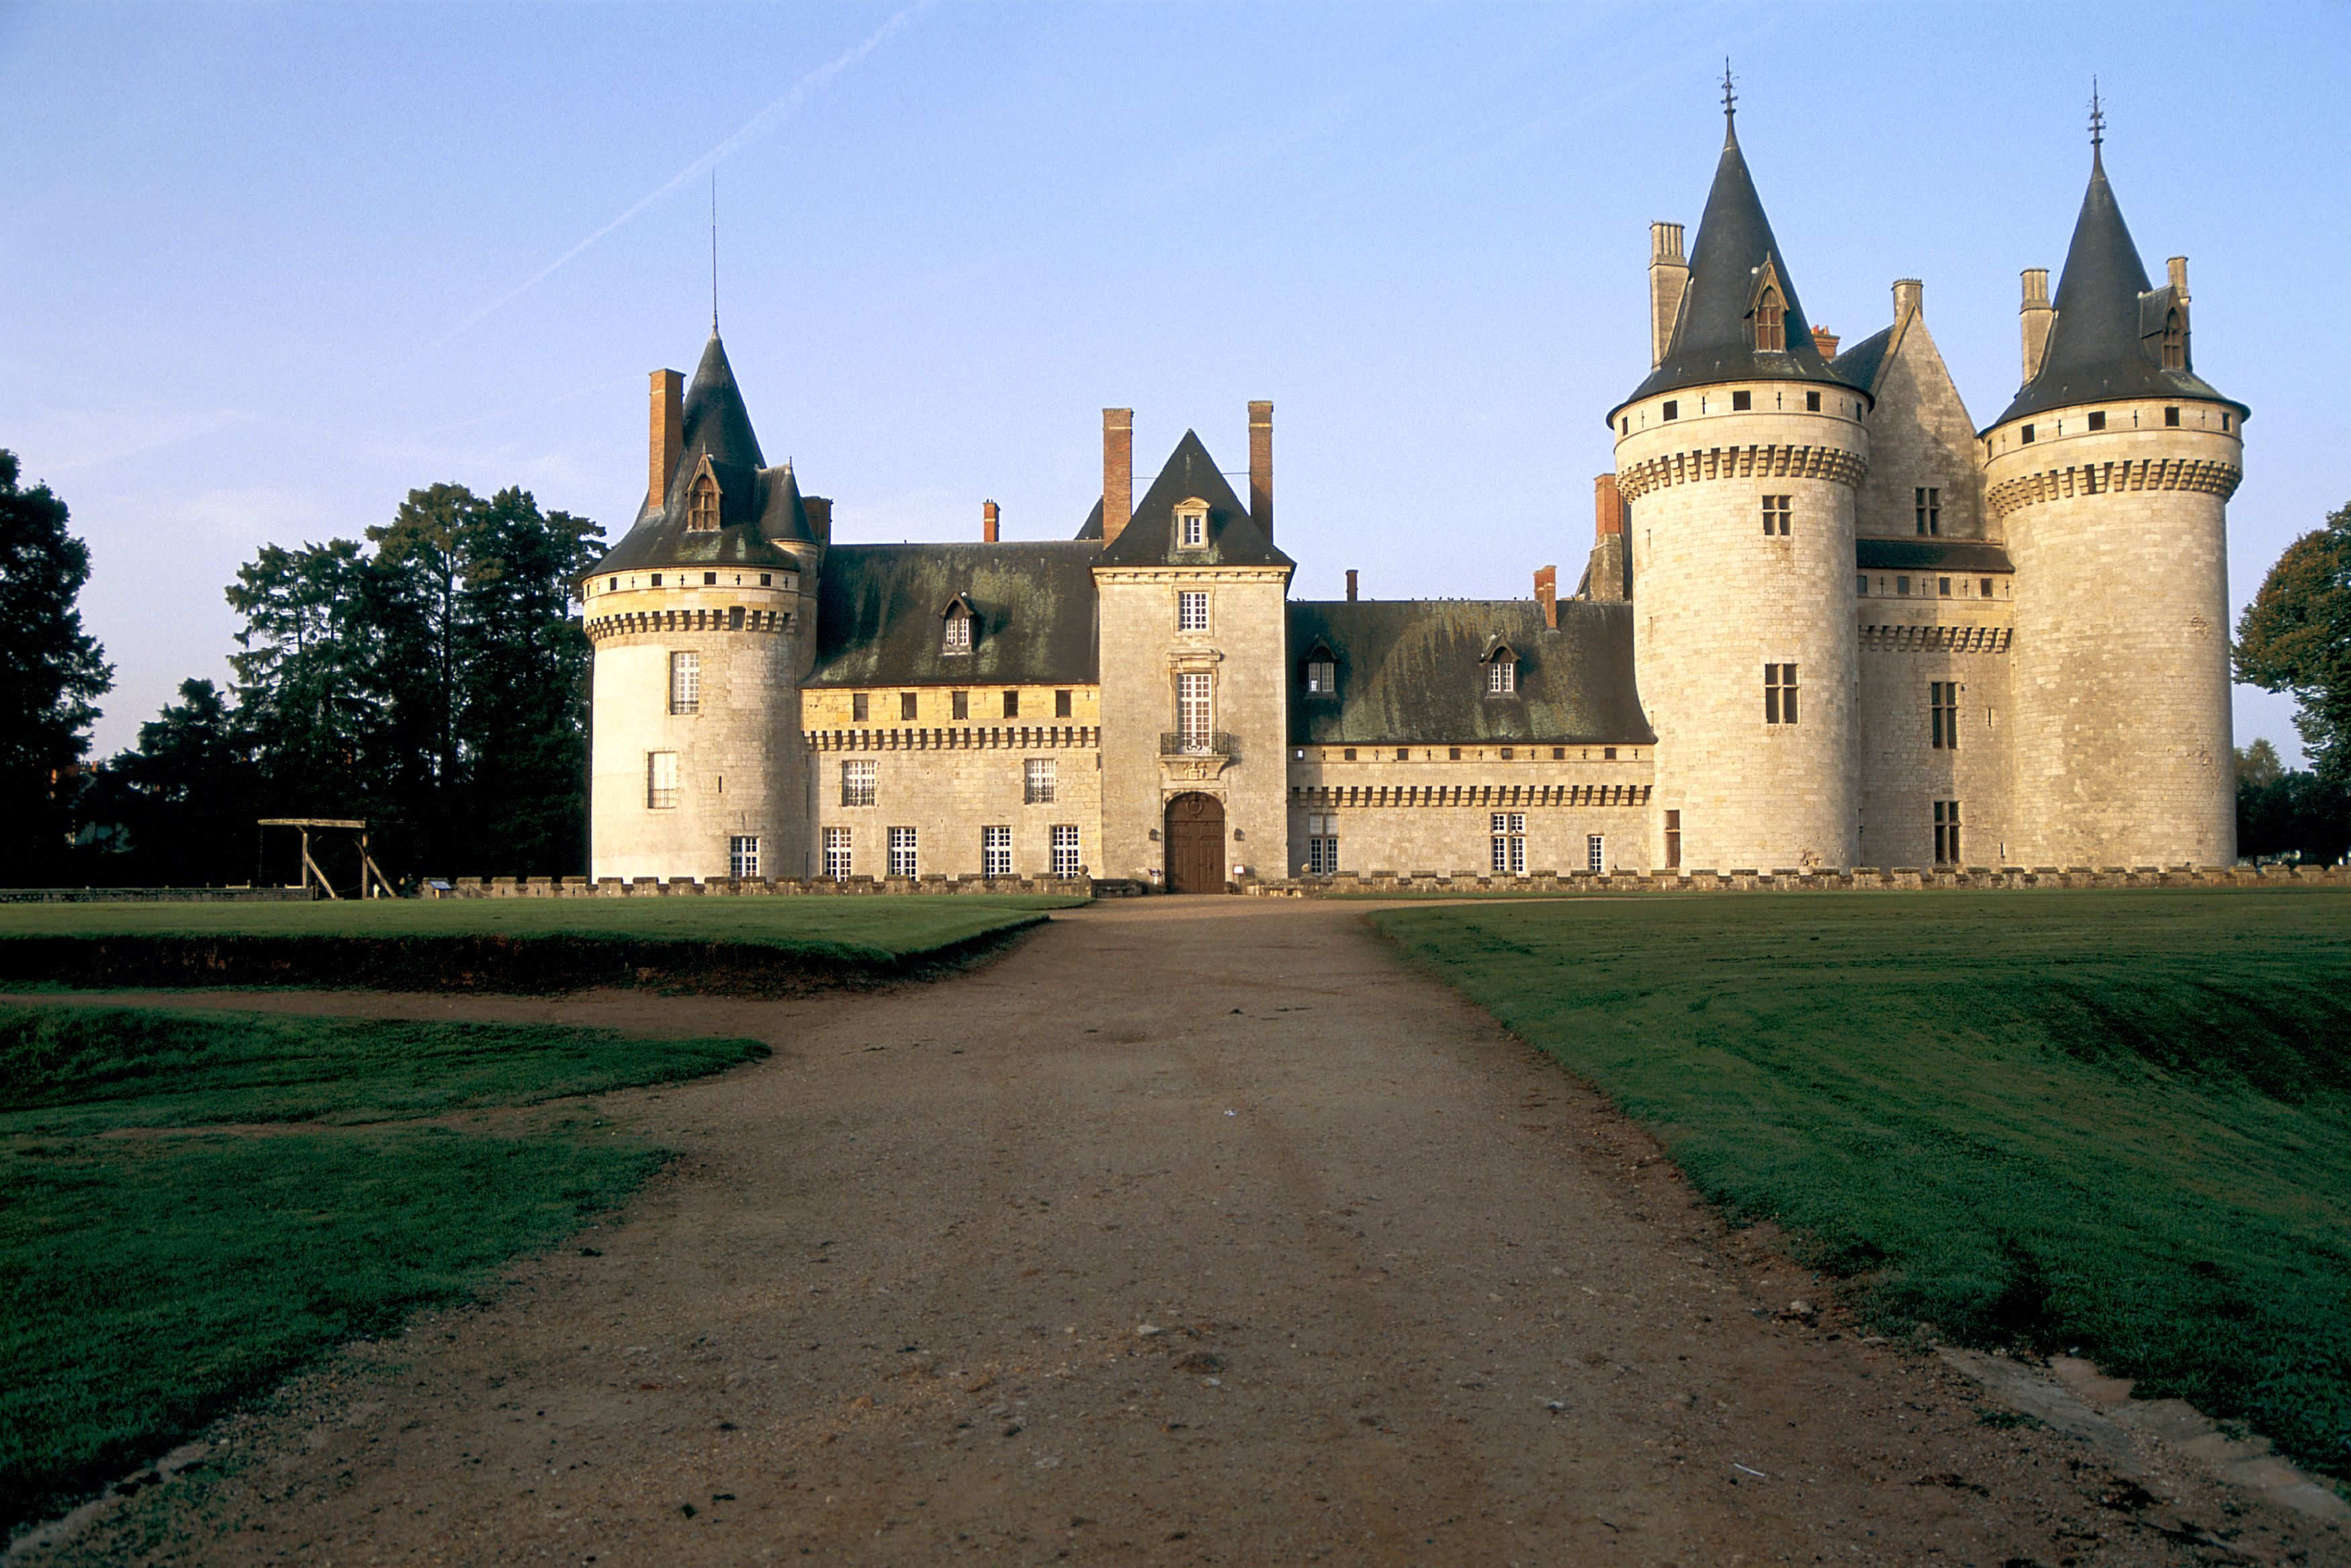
0 1004 769 1529
0 894 1077 993
1375 889 2351 1484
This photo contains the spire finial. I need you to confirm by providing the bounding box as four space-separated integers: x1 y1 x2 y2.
2088 77 2105 158
710 168 720 331
1722 57 1737 122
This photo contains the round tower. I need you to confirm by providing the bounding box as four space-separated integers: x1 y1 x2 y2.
1610 107 1870 872
1983 137 2244 870
583 333 822 883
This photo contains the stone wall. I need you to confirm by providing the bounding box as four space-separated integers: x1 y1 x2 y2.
807 728 1103 882
1849 291 1988 541
1855 591 2015 869
1254 863 2349 896
1286 742 1655 875
427 874 1095 898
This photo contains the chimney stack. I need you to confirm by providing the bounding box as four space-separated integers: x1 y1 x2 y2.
1101 408 1133 549
1648 222 1689 369
1535 565 1558 629
982 500 1000 543
1345 569 1358 602
1810 327 1840 359
2019 267 2053 383
649 369 684 513
2167 255 2190 302
1248 400 1274 542
1593 473 1624 539
1893 278 1923 324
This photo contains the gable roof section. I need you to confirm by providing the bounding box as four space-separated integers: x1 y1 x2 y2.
805 542 1100 689
1857 537 2014 574
1829 326 1895 397
1288 600 1651 746
1617 118 1861 415
1096 430 1293 569
1992 150 2242 427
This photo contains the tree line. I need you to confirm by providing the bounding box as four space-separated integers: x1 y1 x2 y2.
1 452 601 888
2 448 2348 886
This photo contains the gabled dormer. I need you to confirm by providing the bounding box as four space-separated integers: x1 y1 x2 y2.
1747 258 1788 354
1173 498 1211 553
939 591 978 655
685 456 721 533
1302 641 1339 698
1481 635 1519 696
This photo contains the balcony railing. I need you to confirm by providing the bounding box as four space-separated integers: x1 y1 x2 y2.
1161 731 1237 757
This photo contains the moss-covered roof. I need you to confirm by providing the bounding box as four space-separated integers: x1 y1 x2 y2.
1098 430 1292 569
1288 600 1650 745
805 543 1100 688
1856 538 2014 574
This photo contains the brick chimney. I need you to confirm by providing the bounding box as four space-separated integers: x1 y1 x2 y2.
1345 569 1358 602
1102 408 1133 549
803 496 832 545
1535 565 1558 629
1248 400 1273 542
982 500 1000 543
649 369 683 513
1593 473 1624 538
1810 326 1840 359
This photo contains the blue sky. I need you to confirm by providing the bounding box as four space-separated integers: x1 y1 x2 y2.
3 1 2343 759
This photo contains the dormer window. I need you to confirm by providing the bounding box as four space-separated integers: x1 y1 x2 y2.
1754 285 1785 353
1175 500 1208 549
2161 308 2184 370
686 471 719 533
1304 651 1337 695
1485 651 1517 694
940 597 975 655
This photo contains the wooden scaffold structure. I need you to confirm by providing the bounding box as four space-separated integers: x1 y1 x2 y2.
258 819 396 899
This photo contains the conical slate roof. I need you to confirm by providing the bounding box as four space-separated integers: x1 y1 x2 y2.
1618 114 1857 413
1991 147 2241 427
1096 429 1292 569
682 331 764 471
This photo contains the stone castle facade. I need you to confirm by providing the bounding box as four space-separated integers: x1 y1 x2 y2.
581 106 2245 888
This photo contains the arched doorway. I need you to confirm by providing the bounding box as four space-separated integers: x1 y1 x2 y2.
1163 793 1227 893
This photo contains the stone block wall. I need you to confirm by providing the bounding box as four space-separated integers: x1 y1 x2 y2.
808 727 1103 882
1855 592 2016 869
1849 294 1989 541
1286 742 1654 876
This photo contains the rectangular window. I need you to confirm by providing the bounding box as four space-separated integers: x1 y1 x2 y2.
887 827 918 878
1938 576 1952 598
1662 400 1678 420
1489 813 1527 875
1914 486 1940 536
668 651 701 714
951 690 969 721
1024 757 1057 804
1857 573 1869 596
1805 391 1821 412
899 691 918 722
2087 410 2106 432
1487 659 1515 694
1897 575 1912 596
2021 423 2036 444
1731 389 1752 412
2164 406 2181 427
1664 809 1682 870
823 827 852 881
729 835 760 879
1178 591 1209 631
1764 663 1800 725
1306 813 1339 876
981 825 1012 879
852 692 869 723
1050 824 1080 878
646 751 678 809
1980 577 1994 598
1306 658 1336 694
1055 689 1072 719
1180 513 1205 548
942 613 971 652
1177 672 1212 748
1931 681 1959 750
1933 800 1962 866
840 758 876 807
1762 495 1791 536
1587 834 1605 874
1003 690 1020 719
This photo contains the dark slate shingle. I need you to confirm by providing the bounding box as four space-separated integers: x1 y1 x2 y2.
805 543 1100 688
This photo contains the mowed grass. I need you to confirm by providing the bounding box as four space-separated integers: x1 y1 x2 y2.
0 893 1079 962
1375 889 2351 1482
0 1004 769 1528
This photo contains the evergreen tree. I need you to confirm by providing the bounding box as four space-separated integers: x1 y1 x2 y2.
0 451 112 882
225 539 384 815
95 678 259 884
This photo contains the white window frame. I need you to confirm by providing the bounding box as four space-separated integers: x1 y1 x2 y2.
1177 672 1212 750
887 826 919 879
1306 657 1335 695
1178 590 1210 632
823 827 853 881
668 651 701 714
729 835 760 879
1490 811 1525 874
1487 658 1515 694
982 825 1012 879
1587 833 1605 874
1176 506 1207 548
942 611 972 653
647 751 679 809
841 758 877 807
1050 823 1080 878
1024 757 1057 804
1305 811 1339 876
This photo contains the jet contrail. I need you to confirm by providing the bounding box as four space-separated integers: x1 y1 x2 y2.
427 3 927 351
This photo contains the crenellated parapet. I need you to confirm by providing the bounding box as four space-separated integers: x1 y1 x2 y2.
1615 441 1867 502
1986 454 2240 520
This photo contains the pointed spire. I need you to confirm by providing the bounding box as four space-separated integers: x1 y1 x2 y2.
681 330 764 471
1618 86 1854 410
710 167 720 331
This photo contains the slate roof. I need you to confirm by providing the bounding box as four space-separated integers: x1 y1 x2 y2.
1616 116 1862 417
804 543 1101 688
588 330 813 579
1288 600 1652 746
1991 150 2243 428
1829 326 1895 397
1096 431 1292 569
1856 538 2015 574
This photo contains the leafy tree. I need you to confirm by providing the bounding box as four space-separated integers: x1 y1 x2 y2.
225 539 384 815
0 451 112 882
89 679 259 885
2237 501 2351 788
2234 739 2284 790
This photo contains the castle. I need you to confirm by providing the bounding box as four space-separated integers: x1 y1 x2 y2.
580 100 2246 889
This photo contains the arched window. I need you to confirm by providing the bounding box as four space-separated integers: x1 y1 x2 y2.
687 473 719 532
2161 309 2184 370
1754 287 1785 353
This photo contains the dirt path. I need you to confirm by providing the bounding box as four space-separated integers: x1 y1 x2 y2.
32 899 2336 1565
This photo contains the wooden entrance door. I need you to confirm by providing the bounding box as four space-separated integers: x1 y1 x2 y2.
1164 793 1227 893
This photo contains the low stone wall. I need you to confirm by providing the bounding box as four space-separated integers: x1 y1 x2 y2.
0 886 313 905
1245 863 2351 897
425 874 1094 899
